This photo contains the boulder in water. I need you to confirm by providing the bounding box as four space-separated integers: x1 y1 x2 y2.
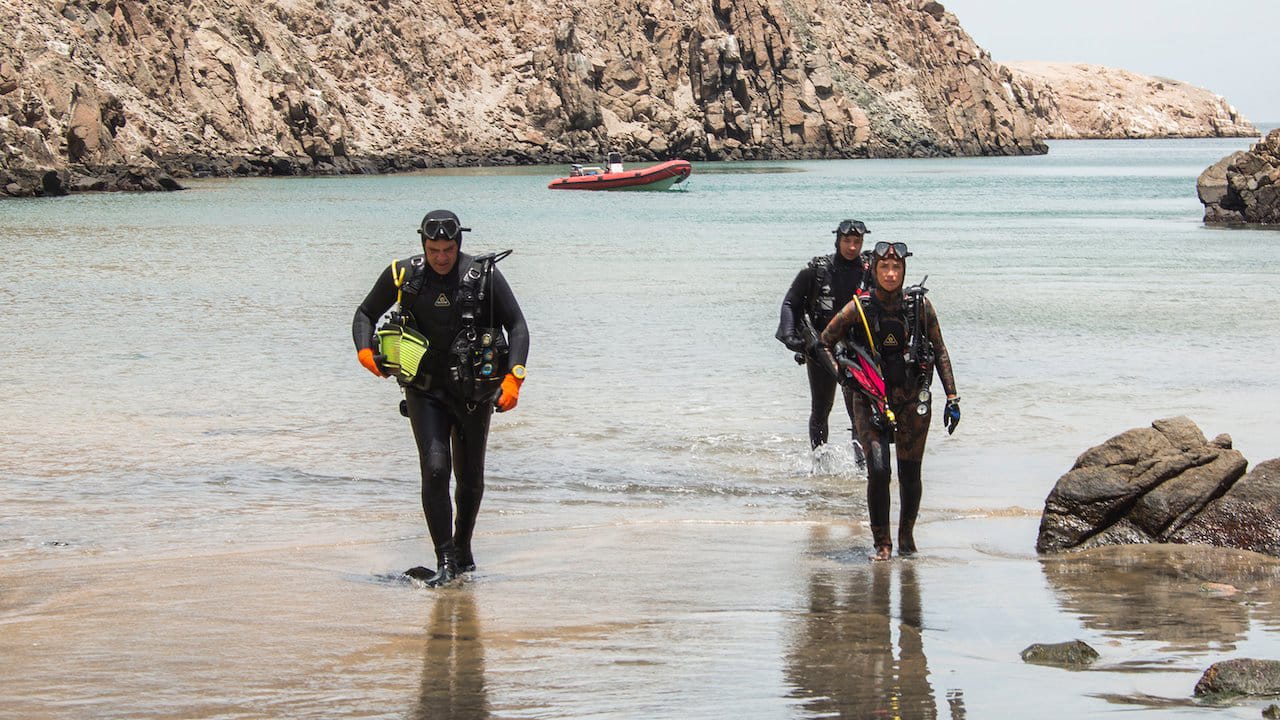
1198 128 1280 226
1193 659 1280 698
1037 417 1280 557
1020 640 1099 669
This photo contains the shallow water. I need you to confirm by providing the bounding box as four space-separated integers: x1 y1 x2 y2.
3 138 1280 718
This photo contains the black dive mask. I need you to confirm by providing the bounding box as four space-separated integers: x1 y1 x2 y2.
873 241 912 260
419 216 470 241
834 219 870 236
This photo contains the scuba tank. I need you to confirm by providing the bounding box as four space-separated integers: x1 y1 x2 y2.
903 275 934 417
447 250 513 409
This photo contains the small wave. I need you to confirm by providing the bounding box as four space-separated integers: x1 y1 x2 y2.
943 506 1042 519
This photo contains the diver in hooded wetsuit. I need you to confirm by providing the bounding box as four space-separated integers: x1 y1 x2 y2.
776 219 872 450
818 241 959 560
352 210 530 587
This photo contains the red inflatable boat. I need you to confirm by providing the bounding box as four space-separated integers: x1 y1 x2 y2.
548 159 692 191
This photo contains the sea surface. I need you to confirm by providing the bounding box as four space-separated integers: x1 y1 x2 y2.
3 135 1280 719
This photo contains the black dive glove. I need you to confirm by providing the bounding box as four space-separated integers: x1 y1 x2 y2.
805 335 825 356
943 397 961 434
782 334 805 354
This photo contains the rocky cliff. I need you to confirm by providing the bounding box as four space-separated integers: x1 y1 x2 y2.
1004 62 1256 140
0 0 1047 196
1198 129 1280 226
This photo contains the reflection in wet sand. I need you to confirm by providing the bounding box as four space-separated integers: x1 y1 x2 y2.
786 528 964 719
410 591 489 720
1041 545 1280 653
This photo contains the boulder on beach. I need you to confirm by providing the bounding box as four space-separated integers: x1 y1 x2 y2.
1194 659 1280 698
1198 128 1280 226
1036 417 1280 557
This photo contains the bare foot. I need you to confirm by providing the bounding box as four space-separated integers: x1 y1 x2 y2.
871 546 892 562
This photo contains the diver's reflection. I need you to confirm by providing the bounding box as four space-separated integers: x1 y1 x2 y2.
786 527 964 720
410 590 489 720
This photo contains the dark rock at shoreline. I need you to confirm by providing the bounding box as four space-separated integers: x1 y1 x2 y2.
1199 129 1280 226
68 165 184 193
1020 640 1099 669
1194 659 1280 698
1037 417 1280 557
1171 458 1280 555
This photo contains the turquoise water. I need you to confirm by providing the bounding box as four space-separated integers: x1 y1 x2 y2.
3 138 1280 718
2 137 1276 554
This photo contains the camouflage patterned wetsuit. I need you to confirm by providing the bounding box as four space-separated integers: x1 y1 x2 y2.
820 288 956 555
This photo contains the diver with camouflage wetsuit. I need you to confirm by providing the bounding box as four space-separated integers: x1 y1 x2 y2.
819 241 959 560
776 219 872 451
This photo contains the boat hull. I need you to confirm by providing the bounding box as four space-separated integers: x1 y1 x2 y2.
548 159 692 191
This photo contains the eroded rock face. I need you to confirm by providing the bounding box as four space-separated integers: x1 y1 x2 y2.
1036 417 1280 557
1198 129 1280 226
1004 62 1257 139
0 0 1046 196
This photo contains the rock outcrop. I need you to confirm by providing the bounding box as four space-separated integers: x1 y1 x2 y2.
1004 62 1257 139
1194 659 1280 698
0 0 1047 196
1198 129 1280 225
1036 417 1280 557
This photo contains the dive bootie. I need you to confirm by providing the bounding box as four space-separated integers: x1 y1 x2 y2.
423 544 461 588
871 525 893 562
455 543 477 573
898 521 918 557
897 460 923 557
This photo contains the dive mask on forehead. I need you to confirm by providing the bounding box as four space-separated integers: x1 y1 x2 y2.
835 219 869 236
419 216 470 241
873 241 911 259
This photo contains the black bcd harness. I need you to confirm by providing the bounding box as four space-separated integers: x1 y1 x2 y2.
806 254 836 326
846 281 934 393
387 250 514 409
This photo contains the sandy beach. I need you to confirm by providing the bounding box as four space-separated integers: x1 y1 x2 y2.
4 509 1278 719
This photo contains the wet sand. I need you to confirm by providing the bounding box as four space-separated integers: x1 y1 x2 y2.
3 513 1279 719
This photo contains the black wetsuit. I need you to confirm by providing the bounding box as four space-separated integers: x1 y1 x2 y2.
776 252 869 448
353 253 529 570
821 288 956 555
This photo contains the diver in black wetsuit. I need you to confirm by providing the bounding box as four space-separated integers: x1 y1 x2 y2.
776 219 872 450
353 210 530 587
819 241 959 561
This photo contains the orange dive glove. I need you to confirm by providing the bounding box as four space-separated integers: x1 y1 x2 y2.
495 365 526 412
358 347 384 377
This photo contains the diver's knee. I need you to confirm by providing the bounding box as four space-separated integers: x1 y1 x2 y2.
866 441 891 475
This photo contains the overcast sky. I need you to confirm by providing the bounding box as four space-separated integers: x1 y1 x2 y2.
939 0 1279 124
